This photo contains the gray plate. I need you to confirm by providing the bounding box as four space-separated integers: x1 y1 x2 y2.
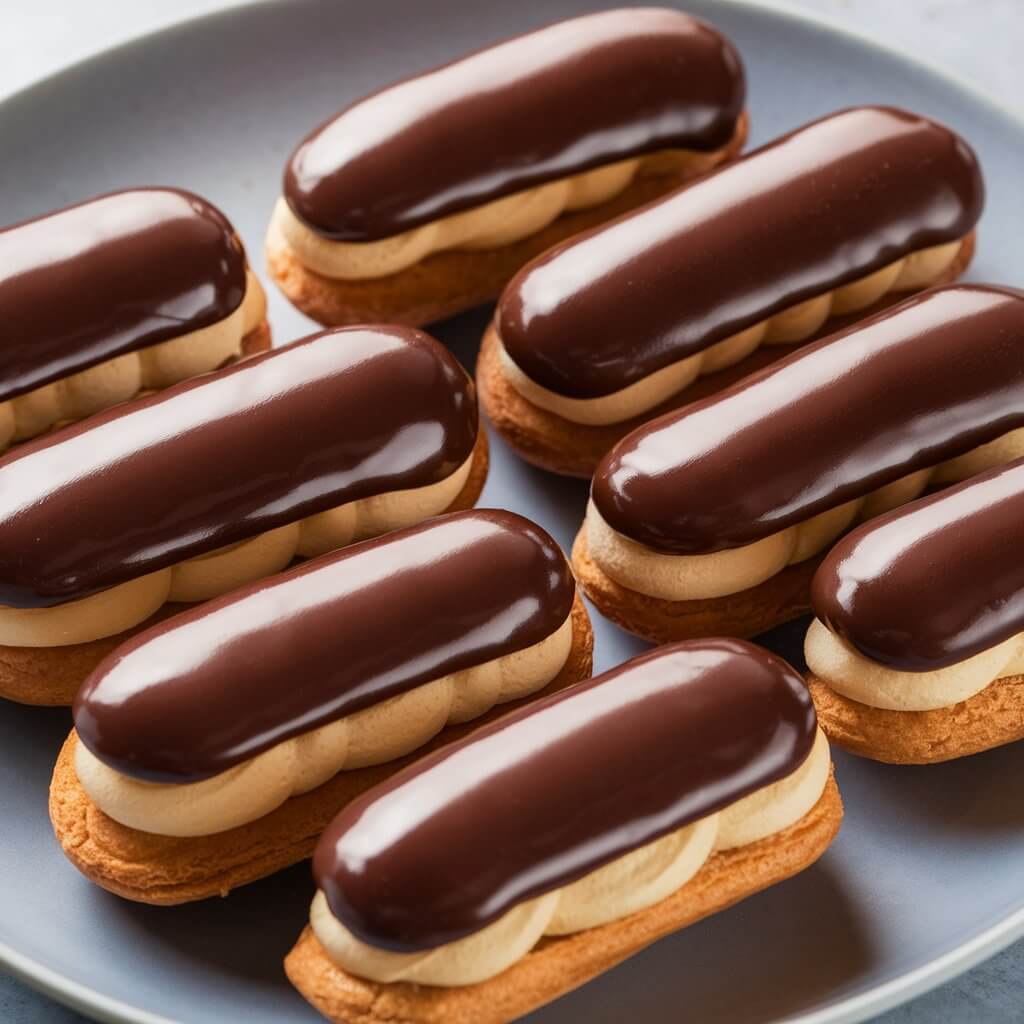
2 1 1024 1022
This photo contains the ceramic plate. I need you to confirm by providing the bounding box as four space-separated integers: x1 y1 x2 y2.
2 1 1024 1021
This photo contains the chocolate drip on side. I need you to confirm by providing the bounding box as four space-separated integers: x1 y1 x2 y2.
0 326 477 607
813 458 1024 671
74 510 574 783
593 285 1024 555
0 188 246 402
314 638 816 952
500 106 983 398
284 8 744 240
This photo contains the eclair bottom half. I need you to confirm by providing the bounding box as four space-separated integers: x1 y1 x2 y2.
476 233 975 479
808 674 1024 764
265 116 748 330
48 595 592 904
0 427 488 708
286 771 842 1024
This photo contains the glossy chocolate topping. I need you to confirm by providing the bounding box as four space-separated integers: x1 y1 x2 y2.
813 458 1024 671
284 8 745 241
314 638 816 952
74 510 573 783
0 188 247 402
0 326 477 608
593 285 1024 555
500 106 983 398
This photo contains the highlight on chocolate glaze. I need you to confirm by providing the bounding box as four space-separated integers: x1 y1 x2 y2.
282 8 745 241
0 187 267 448
304 638 831 987
495 105 982 418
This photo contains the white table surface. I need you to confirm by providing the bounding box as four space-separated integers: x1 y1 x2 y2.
0 1 1021 1022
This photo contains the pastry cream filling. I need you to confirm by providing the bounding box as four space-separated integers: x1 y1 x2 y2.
587 427 1024 602
0 449 475 647
0 270 266 451
270 146 730 281
74 612 575 837
806 620 1024 712
498 239 963 426
313 728 830 986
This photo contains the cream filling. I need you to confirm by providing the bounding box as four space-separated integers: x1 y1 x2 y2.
0 450 475 647
0 270 266 451
586 428 1024 602
805 619 1024 712
312 728 830 987
74 612 574 837
499 239 963 426
269 147 729 281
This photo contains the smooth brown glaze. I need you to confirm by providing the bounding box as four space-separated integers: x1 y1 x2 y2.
313 638 816 952
813 458 1024 671
284 8 744 241
0 326 477 608
500 106 983 399
0 188 247 402
593 285 1024 555
74 510 574 783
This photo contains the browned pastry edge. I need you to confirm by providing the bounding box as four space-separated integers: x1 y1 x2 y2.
476 231 977 478
264 113 749 328
48 595 592 905
285 770 842 1024
0 425 489 708
808 673 1024 764
571 524 823 644
240 317 273 358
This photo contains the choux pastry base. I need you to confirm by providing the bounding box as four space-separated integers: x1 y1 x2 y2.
479 231 975 478
808 674 1024 764
2 424 488 707
571 524 823 644
285 770 842 1024
265 115 749 329
48 595 591 905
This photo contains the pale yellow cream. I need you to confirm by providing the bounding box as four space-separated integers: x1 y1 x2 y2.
0 450 475 647
498 239 963 425
586 428 1024 601
805 620 1024 712
0 271 266 450
268 148 727 282
75 611 574 837
312 728 830 986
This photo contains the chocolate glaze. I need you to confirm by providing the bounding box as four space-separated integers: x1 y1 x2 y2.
0 188 247 403
74 510 573 783
813 458 1024 671
314 638 816 952
500 106 983 399
0 326 476 608
284 8 745 241
593 285 1024 555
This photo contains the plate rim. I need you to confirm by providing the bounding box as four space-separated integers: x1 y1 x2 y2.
2 2 1023 1023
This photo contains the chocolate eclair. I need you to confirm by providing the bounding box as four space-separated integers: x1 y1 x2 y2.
266 8 747 327
0 188 269 449
0 325 488 706
479 105 981 476
286 639 840 1024
50 510 592 903
574 284 1024 643
807 458 1024 764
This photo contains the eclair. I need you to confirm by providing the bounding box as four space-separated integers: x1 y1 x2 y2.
807 457 1024 764
0 188 268 450
266 8 747 327
50 510 592 903
479 106 982 476
286 639 841 1024
574 285 1024 643
0 325 487 706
